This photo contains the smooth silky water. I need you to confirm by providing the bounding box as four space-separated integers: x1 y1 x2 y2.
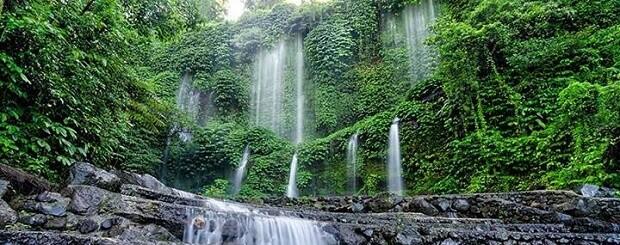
183 198 334 245
388 118 404 195
231 146 251 195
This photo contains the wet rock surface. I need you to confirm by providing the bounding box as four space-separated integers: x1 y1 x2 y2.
0 162 619 244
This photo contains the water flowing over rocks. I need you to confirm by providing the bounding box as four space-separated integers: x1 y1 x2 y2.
0 162 619 244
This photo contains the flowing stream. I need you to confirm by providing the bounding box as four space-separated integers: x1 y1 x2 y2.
388 118 403 195
384 0 439 83
347 133 359 195
286 153 299 198
184 198 333 245
231 146 251 195
252 40 287 136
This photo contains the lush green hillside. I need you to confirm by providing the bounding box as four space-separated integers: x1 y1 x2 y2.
1 0 618 196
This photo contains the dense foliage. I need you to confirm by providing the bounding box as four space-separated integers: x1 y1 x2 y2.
2 0 619 196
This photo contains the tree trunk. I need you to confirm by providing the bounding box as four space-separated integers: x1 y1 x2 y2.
0 164 54 197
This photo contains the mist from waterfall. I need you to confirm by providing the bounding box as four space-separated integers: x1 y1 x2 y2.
184 199 333 245
173 72 215 142
347 133 359 195
231 146 251 195
252 40 287 136
286 153 299 198
384 0 439 83
294 34 305 145
388 118 404 195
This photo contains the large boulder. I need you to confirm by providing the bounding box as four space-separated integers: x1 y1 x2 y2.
113 171 168 193
66 185 109 215
69 162 121 191
0 199 18 227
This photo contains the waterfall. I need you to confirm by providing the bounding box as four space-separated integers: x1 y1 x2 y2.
388 118 404 195
346 133 359 195
286 35 305 198
286 153 299 198
252 40 287 136
294 34 305 145
231 146 251 195
403 0 438 82
383 0 439 83
184 199 334 245
173 71 214 142
252 36 307 198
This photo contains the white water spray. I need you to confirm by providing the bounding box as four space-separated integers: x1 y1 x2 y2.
383 0 439 83
184 198 334 245
347 133 359 195
232 146 251 195
286 153 299 198
294 34 305 145
252 40 287 135
388 118 404 195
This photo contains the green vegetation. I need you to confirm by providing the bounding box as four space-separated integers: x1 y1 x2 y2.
1 0 618 196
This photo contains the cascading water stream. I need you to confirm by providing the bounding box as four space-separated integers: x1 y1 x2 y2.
383 0 439 83
402 0 438 82
294 34 305 145
252 36 307 198
286 35 306 198
388 118 404 195
184 198 334 245
286 153 299 198
347 133 359 195
252 40 286 135
231 146 251 195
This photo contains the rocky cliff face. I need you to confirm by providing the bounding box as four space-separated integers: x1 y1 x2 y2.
0 162 619 244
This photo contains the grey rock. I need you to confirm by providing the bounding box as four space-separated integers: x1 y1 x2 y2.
101 218 114 230
117 224 179 242
576 184 617 198
65 213 80 230
69 162 121 191
362 228 374 238
117 171 167 191
67 185 107 215
78 218 99 234
36 201 68 217
0 230 133 245
0 179 9 197
44 217 66 230
440 238 459 245
35 192 63 203
410 198 439 216
19 213 47 227
394 232 422 245
351 202 364 213
578 184 600 198
0 200 18 227
453 199 470 211
436 199 452 212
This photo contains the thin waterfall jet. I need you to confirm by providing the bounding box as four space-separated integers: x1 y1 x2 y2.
232 146 251 195
347 133 359 195
388 118 404 195
294 34 305 145
286 153 299 198
287 35 306 198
